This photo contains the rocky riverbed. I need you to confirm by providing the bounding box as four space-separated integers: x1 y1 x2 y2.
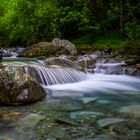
0 94 140 140
0 44 140 140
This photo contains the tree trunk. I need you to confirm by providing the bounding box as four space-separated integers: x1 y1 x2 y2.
120 0 123 39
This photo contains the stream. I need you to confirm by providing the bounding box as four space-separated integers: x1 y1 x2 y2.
0 55 140 140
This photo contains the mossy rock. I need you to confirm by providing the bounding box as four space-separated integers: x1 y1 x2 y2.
19 42 56 57
0 66 46 105
19 40 77 58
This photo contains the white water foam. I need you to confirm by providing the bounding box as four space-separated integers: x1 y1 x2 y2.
45 74 140 97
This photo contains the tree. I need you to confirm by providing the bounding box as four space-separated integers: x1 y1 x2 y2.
0 0 139 47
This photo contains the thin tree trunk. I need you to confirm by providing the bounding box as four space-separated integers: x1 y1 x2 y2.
120 0 123 39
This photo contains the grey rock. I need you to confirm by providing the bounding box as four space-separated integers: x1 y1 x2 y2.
125 57 140 65
119 105 140 117
122 67 140 76
52 38 62 47
45 57 82 70
78 55 96 70
79 97 97 104
61 39 77 55
97 118 125 128
48 126 65 139
31 42 53 48
55 117 77 126
76 136 116 140
96 100 110 104
0 65 46 105
17 113 45 128
70 111 103 119
52 38 77 55
48 100 83 111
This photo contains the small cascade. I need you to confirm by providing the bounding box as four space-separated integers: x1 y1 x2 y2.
1 48 25 58
24 65 87 86
94 61 126 74
10 52 18 58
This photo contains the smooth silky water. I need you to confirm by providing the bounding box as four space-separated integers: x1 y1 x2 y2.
1 57 140 140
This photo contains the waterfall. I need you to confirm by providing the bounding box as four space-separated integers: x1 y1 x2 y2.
24 64 87 86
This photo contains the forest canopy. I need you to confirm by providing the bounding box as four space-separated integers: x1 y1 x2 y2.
0 0 139 48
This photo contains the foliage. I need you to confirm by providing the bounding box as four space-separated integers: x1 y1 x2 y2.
0 0 139 54
122 20 140 54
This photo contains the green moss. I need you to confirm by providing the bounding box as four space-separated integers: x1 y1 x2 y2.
121 40 140 55
0 66 46 105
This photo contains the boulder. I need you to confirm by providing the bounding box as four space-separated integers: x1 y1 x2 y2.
52 38 77 55
17 113 46 128
137 64 140 70
19 42 56 57
119 105 140 117
97 117 125 128
44 57 83 71
70 111 103 119
0 66 46 105
125 57 140 65
77 55 96 70
19 39 77 57
31 42 53 48
52 38 62 47
61 39 77 55
122 67 140 76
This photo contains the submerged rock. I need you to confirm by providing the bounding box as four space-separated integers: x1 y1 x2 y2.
0 136 14 140
119 105 140 117
17 113 45 128
55 117 77 126
48 100 83 111
0 66 46 105
76 136 116 140
96 100 110 104
47 126 67 139
79 97 97 104
97 118 125 128
70 111 103 119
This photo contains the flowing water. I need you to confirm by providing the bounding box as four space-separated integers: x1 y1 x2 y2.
1 57 140 140
25 64 87 85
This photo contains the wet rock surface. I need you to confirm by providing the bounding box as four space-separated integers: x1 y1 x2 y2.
19 38 77 58
0 49 140 139
17 113 46 128
119 105 140 117
80 50 140 76
2 47 140 76
97 118 125 128
70 111 103 119
0 65 46 105
45 57 82 70
0 48 25 57
0 95 140 140
77 55 96 72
